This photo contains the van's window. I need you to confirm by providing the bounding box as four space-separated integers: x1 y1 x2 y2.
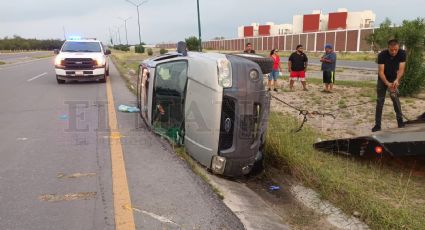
62 42 102 52
152 61 188 144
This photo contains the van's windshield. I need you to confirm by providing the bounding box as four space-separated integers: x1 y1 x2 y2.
62 42 102 53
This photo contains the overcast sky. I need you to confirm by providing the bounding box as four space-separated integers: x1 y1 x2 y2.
0 0 423 45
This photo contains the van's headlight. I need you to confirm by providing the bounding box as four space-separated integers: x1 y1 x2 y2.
249 69 259 81
94 57 106 67
55 56 64 68
217 59 232 88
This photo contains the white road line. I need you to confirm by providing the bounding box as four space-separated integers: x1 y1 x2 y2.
27 72 48 82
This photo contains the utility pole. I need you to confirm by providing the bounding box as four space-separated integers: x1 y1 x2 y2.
117 17 132 45
115 26 122 44
62 26 67 40
109 27 114 45
196 0 202 52
126 0 148 45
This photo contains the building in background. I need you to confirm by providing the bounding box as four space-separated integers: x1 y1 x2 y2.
238 22 293 38
239 9 376 38
159 9 377 53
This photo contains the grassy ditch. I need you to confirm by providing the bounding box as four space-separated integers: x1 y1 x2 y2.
265 112 425 229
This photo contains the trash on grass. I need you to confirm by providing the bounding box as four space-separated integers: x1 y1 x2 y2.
118 105 140 113
269 185 280 191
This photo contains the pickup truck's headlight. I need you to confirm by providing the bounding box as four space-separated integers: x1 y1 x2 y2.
55 57 64 67
217 59 232 88
94 57 106 67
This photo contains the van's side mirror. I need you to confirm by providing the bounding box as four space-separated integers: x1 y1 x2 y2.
53 49 59 55
105 49 111 55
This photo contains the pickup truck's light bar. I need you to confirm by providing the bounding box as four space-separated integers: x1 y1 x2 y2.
217 59 232 88
68 36 82 41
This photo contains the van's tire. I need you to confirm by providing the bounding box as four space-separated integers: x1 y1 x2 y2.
235 54 274 74
56 76 65 84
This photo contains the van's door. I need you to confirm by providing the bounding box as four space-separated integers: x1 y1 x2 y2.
184 58 223 168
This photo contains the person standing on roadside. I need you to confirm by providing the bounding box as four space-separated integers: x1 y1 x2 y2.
244 43 255 54
372 39 406 132
268 49 283 92
288 45 308 91
320 44 337 93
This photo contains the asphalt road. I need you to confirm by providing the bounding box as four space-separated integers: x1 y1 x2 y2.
0 51 52 64
0 58 243 229
281 58 377 70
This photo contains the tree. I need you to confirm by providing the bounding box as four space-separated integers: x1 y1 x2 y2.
398 18 425 96
185 36 200 51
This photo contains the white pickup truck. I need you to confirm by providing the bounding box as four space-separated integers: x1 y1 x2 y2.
54 38 111 84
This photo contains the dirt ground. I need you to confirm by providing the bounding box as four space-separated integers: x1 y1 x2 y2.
269 77 425 139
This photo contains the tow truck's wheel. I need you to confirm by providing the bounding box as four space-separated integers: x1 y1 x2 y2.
99 74 107 83
56 75 65 84
235 54 274 74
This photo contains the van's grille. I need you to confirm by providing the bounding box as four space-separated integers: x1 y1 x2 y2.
240 104 261 143
64 58 95 69
219 97 235 150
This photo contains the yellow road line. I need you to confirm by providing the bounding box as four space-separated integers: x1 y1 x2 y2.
106 77 136 230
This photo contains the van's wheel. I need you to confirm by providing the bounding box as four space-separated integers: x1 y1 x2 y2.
99 75 107 83
235 54 274 74
56 76 65 84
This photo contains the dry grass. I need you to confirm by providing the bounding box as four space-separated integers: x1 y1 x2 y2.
265 112 425 229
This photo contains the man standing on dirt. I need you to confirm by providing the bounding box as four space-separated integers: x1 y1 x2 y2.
320 44 337 93
244 43 255 54
372 39 406 132
288 45 308 91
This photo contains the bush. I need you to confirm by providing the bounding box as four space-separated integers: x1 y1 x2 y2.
135 45 145 53
147 48 153 56
113 44 130 51
0 35 63 51
159 48 168 55
185 36 200 51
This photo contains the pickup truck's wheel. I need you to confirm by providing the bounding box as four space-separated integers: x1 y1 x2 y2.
106 68 110 76
99 74 107 83
56 75 65 84
235 54 274 74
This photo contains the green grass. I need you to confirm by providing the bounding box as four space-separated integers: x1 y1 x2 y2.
0 61 5 65
33 54 54 59
265 112 425 229
307 77 377 88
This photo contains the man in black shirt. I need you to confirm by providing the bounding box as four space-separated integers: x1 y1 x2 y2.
288 45 308 91
372 39 406 132
243 43 255 54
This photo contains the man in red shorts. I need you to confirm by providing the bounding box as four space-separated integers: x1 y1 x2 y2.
288 44 309 91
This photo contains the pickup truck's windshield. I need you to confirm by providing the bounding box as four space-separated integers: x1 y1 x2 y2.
62 42 102 52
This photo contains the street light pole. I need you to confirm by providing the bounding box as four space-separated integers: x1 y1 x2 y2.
126 0 148 45
196 0 202 52
115 26 122 44
117 17 132 45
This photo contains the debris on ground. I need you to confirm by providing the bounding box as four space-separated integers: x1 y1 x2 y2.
118 105 140 113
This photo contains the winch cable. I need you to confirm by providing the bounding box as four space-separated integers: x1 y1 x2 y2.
270 94 336 133
271 93 414 132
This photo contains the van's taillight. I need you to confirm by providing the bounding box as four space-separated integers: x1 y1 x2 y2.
375 146 383 154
